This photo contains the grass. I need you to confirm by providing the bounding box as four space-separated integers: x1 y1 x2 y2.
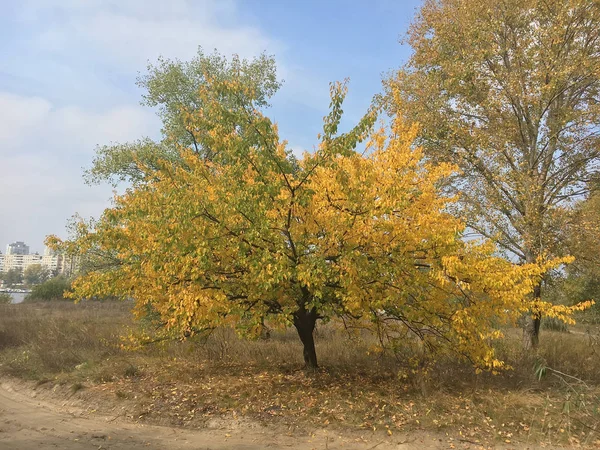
0 301 131 380
1 301 600 447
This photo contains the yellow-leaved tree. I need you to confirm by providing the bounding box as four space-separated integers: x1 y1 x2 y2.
48 78 588 370
386 0 600 348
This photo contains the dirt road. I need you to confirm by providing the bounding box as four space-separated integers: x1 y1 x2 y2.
0 380 445 450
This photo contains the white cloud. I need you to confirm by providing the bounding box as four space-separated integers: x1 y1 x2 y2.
0 0 329 252
0 93 52 147
0 92 158 156
0 92 158 251
48 105 159 151
16 0 328 111
25 0 282 72
277 64 331 112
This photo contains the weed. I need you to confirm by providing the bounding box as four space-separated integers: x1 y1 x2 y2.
124 364 139 378
71 382 85 393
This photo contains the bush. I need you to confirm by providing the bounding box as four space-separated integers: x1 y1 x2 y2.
26 276 71 301
0 292 12 304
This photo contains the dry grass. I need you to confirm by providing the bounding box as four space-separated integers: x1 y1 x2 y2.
0 301 131 379
1 301 600 447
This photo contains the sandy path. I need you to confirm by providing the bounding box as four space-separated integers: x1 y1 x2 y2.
0 381 444 450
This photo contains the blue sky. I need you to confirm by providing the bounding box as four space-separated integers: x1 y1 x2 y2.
0 0 421 253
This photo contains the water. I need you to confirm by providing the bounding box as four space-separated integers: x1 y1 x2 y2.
8 292 26 304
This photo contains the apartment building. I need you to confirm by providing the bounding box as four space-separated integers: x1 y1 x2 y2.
0 242 75 276
6 241 29 255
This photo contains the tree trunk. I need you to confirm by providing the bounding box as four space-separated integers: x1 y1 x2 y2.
523 282 542 350
293 308 318 369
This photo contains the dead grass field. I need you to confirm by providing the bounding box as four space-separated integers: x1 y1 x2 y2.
1 301 599 448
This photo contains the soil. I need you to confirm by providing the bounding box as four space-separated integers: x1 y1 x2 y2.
0 379 448 450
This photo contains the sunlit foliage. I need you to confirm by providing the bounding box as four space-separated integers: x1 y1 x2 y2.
49 74 590 370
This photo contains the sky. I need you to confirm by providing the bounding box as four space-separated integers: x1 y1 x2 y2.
0 0 422 253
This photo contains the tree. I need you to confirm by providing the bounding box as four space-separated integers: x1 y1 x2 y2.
84 48 281 187
2 269 23 288
68 50 281 287
565 190 600 281
23 264 50 286
49 78 585 370
552 188 600 310
387 0 600 348
26 276 71 301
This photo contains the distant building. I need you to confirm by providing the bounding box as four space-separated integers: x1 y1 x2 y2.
6 241 29 255
2 252 42 272
0 243 76 276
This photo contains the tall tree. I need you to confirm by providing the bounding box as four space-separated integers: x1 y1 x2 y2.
85 48 281 187
387 0 600 347
49 79 583 370
554 187 600 308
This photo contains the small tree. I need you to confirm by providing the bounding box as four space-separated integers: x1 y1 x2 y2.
49 78 587 370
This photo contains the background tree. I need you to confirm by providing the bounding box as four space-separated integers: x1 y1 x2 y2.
49 79 585 370
2 269 23 288
550 187 600 312
23 264 50 286
85 48 281 187
26 276 71 302
387 0 600 347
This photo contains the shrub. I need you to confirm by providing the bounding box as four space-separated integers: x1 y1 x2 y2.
26 276 71 301
0 292 12 304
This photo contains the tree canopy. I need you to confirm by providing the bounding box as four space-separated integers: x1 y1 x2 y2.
386 0 600 346
85 48 281 187
551 188 600 310
48 76 588 370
